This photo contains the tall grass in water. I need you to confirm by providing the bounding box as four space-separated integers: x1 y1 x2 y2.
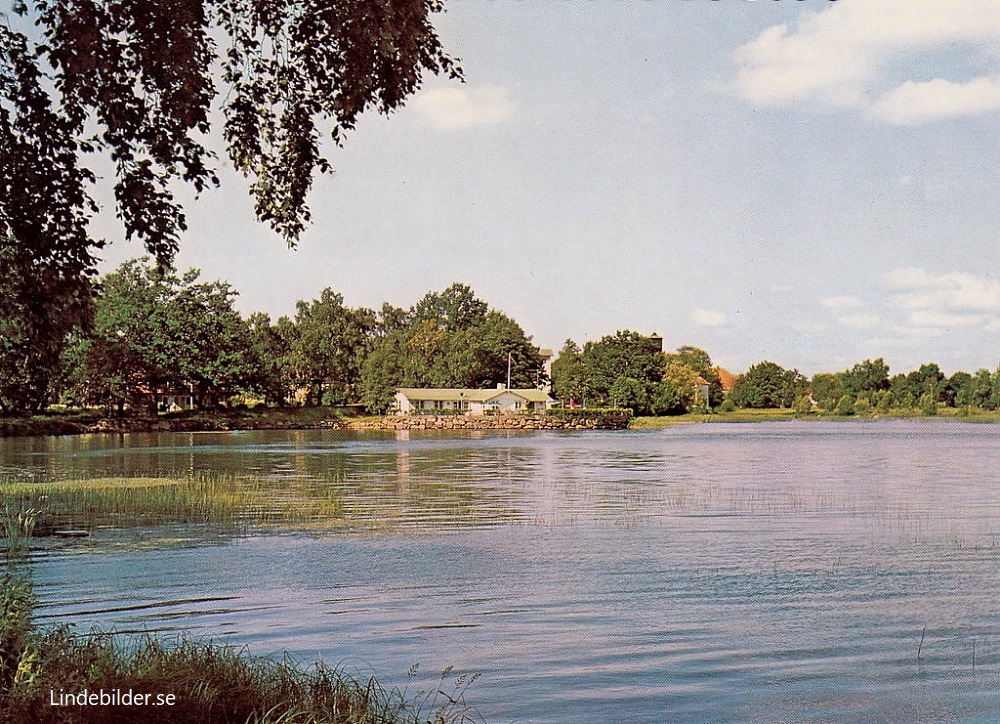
0 474 346 535
6 630 478 723
0 512 481 723
1 509 37 707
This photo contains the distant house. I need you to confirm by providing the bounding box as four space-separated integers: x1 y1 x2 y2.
538 348 554 393
694 376 710 405
713 367 737 395
394 387 555 416
161 391 195 412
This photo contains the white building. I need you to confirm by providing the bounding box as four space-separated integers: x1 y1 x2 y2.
394 387 555 416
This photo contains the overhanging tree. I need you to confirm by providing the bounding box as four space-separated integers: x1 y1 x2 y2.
1 1 460 414
4 0 461 262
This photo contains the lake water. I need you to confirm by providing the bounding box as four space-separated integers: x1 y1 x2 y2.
6 420 1000 721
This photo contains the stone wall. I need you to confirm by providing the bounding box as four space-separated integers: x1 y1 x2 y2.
347 414 629 431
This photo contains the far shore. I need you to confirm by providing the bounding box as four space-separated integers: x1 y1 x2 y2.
3 405 1000 439
632 407 1000 427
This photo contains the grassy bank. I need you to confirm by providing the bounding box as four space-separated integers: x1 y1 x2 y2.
0 513 479 723
631 407 1000 428
632 409 800 428
0 474 346 537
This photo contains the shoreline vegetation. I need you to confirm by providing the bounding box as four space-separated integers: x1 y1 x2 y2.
1 513 481 724
0 407 347 438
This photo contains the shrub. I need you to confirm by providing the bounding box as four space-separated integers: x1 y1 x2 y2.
688 401 709 416
835 395 855 416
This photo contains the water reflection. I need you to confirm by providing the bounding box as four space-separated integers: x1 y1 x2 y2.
5 423 1000 541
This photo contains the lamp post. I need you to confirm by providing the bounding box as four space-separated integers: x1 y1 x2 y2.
507 351 513 391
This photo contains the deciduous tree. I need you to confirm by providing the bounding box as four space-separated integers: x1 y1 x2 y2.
731 361 806 409
551 339 584 405
578 331 666 412
291 289 376 406
71 258 250 413
841 358 890 401
357 284 545 412
668 345 723 407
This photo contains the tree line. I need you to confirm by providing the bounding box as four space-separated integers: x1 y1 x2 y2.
727 357 1000 416
549 337 1000 418
0 258 544 417
6 256 1000 419
550 333 724 416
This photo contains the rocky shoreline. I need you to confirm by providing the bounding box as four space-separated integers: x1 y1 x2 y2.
346 413 630 431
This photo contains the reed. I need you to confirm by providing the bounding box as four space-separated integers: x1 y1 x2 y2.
1 510 37 704
0 474 346 535
4 628 477 723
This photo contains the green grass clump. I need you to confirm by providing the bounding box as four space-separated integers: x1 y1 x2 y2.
4 629 474 723
0 474 346 536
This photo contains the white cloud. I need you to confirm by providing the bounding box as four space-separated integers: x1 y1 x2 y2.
891 325 947 339
837 313 879 329
882 267 1000 312
410 86 516 130
732 0 1000 124
882 267 939 289
692 309 727 327
822 296 864 310
870 74 1000 125
907 311 986 327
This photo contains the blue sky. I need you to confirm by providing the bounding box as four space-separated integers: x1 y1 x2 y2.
93 0 1000 377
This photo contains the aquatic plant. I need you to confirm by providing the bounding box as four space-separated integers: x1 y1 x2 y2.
5 628 472 723
0 474 346 535
1 510 37 707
